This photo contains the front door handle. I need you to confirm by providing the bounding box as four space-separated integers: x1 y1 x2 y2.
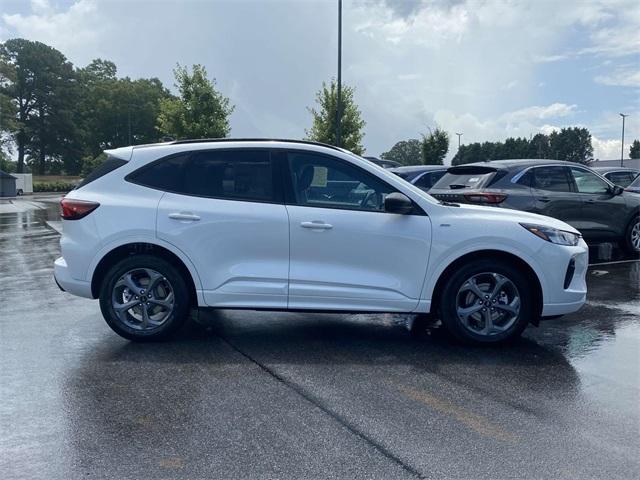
169 212 201 221
536 196 551 203
300 221 333 230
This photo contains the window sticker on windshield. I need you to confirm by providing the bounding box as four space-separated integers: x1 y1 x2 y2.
311 166 328 187
468 177 480 183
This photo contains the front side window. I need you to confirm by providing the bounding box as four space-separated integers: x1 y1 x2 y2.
531 166 573 192
570 167 610 194
288 152 394 212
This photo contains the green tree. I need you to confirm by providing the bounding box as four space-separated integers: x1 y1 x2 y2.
381 139 421 165
629 139 640 159
421 127 449 165
157 64 233 140
76 59 171 162
0 39 78 174
549 127 593 164
306 79 366 155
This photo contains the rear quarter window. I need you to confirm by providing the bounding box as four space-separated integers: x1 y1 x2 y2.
76 155 128 189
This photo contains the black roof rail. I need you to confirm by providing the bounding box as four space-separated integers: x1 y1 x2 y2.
170 138 344 152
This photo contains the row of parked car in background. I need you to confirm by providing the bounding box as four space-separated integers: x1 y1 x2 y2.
368 158 640 254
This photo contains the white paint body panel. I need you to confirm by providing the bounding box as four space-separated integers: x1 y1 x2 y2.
286 205 431 311
54 140 588 323
157 193 289 308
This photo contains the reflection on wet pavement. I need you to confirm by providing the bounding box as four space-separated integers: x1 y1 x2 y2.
1 195 638 480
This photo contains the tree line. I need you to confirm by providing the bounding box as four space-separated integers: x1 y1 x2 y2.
1 38 638 175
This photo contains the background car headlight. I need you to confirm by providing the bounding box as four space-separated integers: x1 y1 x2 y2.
520 223 580 246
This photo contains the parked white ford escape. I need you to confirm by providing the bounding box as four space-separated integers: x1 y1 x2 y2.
54 139 588 344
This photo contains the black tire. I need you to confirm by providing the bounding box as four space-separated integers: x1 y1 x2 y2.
99 255 191 341
622 215 640 256
439 259 533 345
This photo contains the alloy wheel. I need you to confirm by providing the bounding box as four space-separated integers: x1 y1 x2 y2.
111 268 175 331
631 219 640 252
455 272 521 337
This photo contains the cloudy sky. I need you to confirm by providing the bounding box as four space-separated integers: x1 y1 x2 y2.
1 0 638 162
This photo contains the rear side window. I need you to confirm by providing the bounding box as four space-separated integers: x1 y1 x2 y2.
531 166 573 192
184 150 273 201
129 154 189 192
76 155 127 189
128 150 275 202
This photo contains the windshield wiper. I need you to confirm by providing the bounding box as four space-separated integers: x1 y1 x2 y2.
449 184 470 190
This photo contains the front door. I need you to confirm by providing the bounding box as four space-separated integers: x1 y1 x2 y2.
283 151 431 312
529 165 583 229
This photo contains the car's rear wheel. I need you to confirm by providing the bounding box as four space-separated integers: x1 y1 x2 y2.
439 259 533 344
623 216 640 255
99 255 190 341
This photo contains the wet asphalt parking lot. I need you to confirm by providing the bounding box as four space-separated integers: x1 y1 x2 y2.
1 195 639 480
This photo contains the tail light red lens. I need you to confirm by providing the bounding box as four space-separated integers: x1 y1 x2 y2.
60 198 100 220
463 192 507 204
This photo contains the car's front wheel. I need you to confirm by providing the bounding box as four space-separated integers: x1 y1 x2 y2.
99 255 190 341
439 259 533 344
623 215 640 255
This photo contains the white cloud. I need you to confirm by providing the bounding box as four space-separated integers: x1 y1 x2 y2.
595 68 640 87
2 0 105 63
592 137 622 160
502 103 577 122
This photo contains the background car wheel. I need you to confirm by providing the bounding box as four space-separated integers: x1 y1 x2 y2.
623 216 640 255
99 255 190 341
439 259 533 345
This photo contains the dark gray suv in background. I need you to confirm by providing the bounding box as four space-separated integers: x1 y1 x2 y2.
429 159 640 253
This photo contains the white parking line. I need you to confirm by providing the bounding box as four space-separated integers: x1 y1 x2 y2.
589 259 640 266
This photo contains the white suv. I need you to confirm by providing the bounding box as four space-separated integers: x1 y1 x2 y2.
54 139 588 344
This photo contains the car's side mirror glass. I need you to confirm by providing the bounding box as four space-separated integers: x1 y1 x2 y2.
384 192 413 214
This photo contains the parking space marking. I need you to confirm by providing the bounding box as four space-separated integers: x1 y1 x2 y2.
589 259 640 266
397 385 517 443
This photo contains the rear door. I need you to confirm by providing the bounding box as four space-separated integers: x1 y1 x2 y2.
569 166 628 238
283 150 431 312
143 149 290 308
529 166 583 229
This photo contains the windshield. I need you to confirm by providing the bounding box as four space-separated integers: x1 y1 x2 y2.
629 174 640 188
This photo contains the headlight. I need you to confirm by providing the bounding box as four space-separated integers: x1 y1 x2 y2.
520 223 580 246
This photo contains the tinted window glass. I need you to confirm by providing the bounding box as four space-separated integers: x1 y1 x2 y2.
184 150 273 201
606 171 635 187
415 170 445 189
432 172 495 190
129 154 188 192
76 155 127 189
570 167 610 194
288 152 394 212
531 166 572 192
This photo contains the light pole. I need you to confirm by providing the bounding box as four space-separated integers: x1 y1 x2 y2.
455 132 463 150
336 0 342 148
620 113 628 167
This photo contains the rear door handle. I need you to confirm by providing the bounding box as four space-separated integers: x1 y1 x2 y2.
168 212 201 221
300 221 333 230
536 196 551 203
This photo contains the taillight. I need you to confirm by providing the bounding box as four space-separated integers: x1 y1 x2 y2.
60 198 100 220
463 192 507 204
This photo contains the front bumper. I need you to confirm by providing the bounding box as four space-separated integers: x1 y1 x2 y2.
539 239 588 317
54 257 93 299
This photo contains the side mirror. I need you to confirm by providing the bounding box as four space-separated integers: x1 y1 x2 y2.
611 185 624 195
384 192 414 214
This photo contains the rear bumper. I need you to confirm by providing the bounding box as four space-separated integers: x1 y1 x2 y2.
54 257 93 299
